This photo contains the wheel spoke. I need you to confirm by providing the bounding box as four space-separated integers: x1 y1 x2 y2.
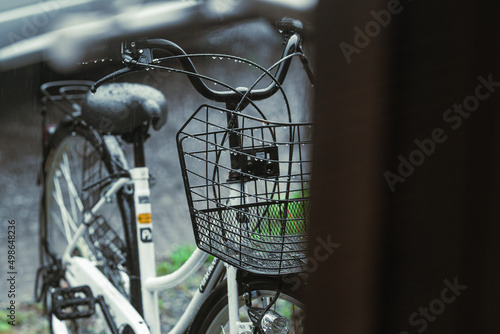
60 151 84 218
293 305 298 333
52 174 78 244
261 296 272 308
49 206 67 238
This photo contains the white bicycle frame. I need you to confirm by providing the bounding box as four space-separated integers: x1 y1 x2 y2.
54 165 245 334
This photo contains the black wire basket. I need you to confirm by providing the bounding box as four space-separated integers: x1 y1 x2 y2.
177 104 312 275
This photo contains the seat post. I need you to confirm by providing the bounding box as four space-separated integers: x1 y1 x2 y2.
133 129 146 168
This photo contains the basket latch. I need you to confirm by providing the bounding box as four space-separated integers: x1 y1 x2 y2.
228 146 279 181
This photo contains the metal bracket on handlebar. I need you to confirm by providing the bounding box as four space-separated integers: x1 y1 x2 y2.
122 40 153 67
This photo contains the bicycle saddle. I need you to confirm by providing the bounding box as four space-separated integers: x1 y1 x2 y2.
82 83 168 134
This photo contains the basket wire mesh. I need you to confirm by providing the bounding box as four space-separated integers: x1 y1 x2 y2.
177 104 312 275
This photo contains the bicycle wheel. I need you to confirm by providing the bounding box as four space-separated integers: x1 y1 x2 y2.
189 275 305 334
40 121 139 332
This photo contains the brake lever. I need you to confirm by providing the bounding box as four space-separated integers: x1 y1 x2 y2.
90 40 155 93
122 40 154 66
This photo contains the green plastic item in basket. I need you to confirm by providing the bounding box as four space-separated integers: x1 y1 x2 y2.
266 188 309 236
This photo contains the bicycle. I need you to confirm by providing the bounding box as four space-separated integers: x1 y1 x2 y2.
34 15 314 334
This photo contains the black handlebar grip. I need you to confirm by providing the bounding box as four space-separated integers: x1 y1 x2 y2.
275 18 304 35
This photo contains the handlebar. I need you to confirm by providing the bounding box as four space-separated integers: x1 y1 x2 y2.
91 31 302 104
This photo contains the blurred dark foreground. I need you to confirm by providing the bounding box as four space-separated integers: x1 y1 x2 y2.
308 1 500 333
